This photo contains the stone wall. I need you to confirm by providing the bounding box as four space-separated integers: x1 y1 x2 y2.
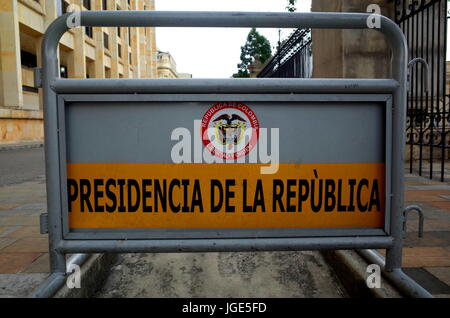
311 0 395 79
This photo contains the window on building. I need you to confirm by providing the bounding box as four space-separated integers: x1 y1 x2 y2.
20 50 37 68
21 50 39 92
128 28 131 46
103 32 109 49
129 52 132 64
23 85 38 93
61 0 69 14
60 65 68 78
105 67 111 78
117 27 121 38
85 26 93 38
83 0 91 10
118 44 122 59
102 0 108 10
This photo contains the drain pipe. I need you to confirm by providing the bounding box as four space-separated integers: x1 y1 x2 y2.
357 249 433 298
31 253 90 298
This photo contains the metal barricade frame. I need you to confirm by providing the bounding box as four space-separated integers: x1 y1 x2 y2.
33 10 430 298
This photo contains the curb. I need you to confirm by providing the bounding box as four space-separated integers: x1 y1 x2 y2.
53 253 117 298
0 142 43 152
321 250 404 298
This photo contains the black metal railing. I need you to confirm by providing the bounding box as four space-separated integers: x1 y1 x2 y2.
258 28 312 78
397 0 449 181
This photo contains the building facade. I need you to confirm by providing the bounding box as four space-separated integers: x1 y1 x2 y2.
260 0 448 180
0 0 158 145
157 51 192 79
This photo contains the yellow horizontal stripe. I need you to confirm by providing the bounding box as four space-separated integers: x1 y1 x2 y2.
67 163 385 229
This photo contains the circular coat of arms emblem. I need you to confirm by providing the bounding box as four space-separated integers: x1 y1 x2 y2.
201 102 260 160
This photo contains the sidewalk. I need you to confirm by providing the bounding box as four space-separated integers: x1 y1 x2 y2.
0 170 449 297
0 175 49 297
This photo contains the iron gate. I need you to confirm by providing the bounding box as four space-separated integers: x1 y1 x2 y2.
258 28 312 78
396 0 449 181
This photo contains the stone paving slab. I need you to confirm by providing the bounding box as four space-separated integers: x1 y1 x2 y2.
22 254 50 273
0 176 49 297
0 226 21 238
1 238 49 253
426 267 450 286
405 219 450 232
0 203 22 211
402 268 450 295
0 273 48 298
0 215 41 226
404 231 450 247
402 172 450 297
0 238 18 250
0 253 43 274
429 201 450 211
401 247 450 268
405 190 450 202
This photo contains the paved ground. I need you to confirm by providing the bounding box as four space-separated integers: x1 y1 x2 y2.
0 147 48 297
0 176 48 297
94 169 450 298
375 165 450 297
0 146 449 297
378 171 450 298
0 147 44 187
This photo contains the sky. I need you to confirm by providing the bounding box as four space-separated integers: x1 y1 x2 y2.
155 0 312 78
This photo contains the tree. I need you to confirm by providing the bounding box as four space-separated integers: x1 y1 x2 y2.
286 0 297 12
232 28 272 78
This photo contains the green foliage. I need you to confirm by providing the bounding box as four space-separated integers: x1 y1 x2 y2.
286 0 297 12
232 28 272 78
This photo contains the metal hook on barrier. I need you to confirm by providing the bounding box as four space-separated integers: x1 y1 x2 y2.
407 58 430 94
403 205 424 238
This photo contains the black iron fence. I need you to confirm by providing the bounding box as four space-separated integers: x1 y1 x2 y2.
259 1 448 181
258 28 312 78
397 0 449 181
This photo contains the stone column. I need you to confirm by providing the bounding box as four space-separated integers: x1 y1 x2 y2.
68 0 86 78
93 0 105 78
146 0 157 78
0 0 23 108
